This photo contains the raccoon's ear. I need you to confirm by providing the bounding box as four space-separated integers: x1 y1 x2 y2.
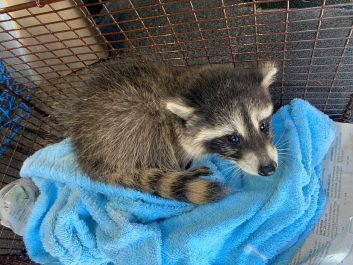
165 98 194 120
259 62 278 89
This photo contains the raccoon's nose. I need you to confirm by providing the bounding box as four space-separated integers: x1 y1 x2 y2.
258 162 277 176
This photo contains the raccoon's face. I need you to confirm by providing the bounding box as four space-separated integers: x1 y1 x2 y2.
166 62 278 176
201 103 277 176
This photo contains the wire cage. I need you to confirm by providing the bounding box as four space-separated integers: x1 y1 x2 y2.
0 0 353 263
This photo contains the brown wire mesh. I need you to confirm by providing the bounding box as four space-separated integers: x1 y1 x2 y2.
0 0 353 263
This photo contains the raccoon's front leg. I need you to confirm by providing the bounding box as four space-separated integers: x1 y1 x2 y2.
115 167 227 204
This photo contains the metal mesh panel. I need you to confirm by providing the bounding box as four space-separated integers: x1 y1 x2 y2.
0 0 353 262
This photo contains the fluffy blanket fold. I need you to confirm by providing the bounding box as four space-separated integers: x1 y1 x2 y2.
21 99 335 265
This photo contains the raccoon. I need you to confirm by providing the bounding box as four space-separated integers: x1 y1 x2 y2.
58 60 278 204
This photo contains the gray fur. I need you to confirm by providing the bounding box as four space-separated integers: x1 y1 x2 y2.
58 60 277 204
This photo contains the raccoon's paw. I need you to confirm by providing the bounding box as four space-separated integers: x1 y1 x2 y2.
182 167 227 205
187 166 212 177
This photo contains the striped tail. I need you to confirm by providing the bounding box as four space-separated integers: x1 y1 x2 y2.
116 166 227 204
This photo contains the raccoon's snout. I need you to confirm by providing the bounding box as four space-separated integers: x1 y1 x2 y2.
258 161 277 176
235 146 278 177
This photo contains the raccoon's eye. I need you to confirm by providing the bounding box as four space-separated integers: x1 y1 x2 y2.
260 122 269 133
227 135 240 144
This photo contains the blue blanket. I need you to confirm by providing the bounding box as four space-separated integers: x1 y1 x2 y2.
20 99 335 265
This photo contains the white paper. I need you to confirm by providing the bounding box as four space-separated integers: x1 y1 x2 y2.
290 122 353 265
